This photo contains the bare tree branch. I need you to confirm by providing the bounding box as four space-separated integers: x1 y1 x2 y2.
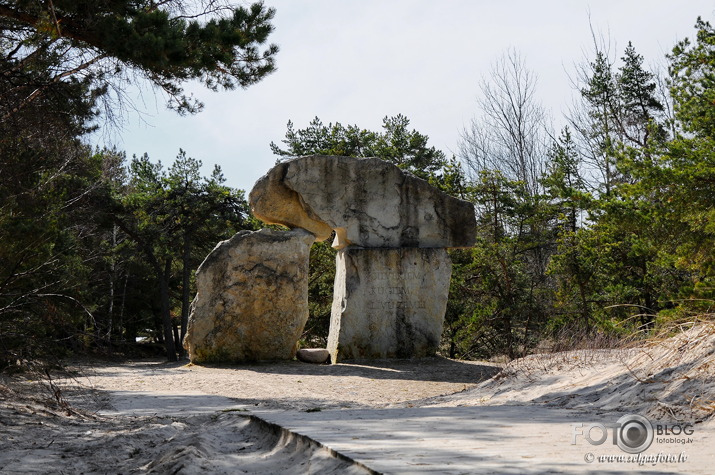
459 48 549 195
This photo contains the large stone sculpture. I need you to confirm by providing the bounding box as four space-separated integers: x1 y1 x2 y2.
184 228 314 363
185 155 475 364
250 155 476 362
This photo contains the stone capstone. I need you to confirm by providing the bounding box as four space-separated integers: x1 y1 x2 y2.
327 247 452 362
183 228 315 363
249 155 476 249
296 348 331 364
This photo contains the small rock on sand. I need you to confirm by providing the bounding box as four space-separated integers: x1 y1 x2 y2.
297 348 331 364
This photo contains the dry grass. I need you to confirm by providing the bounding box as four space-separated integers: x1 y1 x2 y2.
627 322 715 421
476 321 715 422
496 326 638 381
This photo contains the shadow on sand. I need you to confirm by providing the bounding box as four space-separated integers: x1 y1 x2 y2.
84 355 501 385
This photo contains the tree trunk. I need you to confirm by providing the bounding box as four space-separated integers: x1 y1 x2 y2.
172 320 181 356
159 259 177 361
119 272 128 341
179 232 191 358
106 225 118 348
578 279 590 331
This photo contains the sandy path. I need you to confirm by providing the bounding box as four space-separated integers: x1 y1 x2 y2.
77 357 501 412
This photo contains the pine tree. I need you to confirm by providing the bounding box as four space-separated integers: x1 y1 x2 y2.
579 50 620 195
271 115 449 181
543 127 591 234
115 151 250 361
0 0 278 116
617 42 665 148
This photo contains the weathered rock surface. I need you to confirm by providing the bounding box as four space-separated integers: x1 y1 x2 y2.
249 155 476 249
296 348 331 364
183 228 315 363
248 165 334 242
327 247 452 362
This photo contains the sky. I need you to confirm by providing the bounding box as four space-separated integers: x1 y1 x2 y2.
93 1 715 193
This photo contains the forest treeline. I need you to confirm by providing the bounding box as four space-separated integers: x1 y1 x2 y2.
0 0 275 363
1 1 714 365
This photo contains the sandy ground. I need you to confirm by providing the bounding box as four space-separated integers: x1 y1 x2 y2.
427 324 715 422
0 403 374 474
1 323 714 473
83 357 500 412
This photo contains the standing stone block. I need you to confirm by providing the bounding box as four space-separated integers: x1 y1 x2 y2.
184 228 315 363
327 248 452 361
